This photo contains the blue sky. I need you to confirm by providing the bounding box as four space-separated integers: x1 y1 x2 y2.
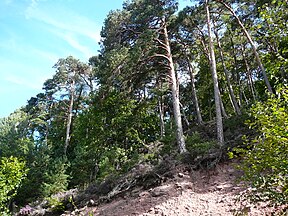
0 0 191 118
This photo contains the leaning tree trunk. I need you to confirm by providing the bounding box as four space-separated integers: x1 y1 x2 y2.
206 0 224 146
215 0 273 94
161 18 186 153
214 27 241 115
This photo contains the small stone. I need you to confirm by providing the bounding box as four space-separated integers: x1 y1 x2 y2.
218 198 225 203
150 189 167 197
175 182 182 188
139 191 150 197
148 208 155 213
178 172 184 178
228 168 235 173
216 185 224 190
154 208 162 214
87 199 95 206
199 198 207 202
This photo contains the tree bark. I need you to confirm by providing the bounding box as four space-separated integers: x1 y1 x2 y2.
64 78 75 156
219 93 228 119
215 0 273 94
186 57 204 125
162 18 187 153
206 0 224 146
158 94 165 138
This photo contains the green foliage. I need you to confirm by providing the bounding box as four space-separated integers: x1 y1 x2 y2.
160 127 177 155
0 156 27 214
15 143 53 205
223 115 247 131
70 90 159 185
1 0 287 209
41 158 69 198
186 132 218 158
238 87 288 205
46 196 65 213
223 114 251 148
257 0 288 89
0 110 32 158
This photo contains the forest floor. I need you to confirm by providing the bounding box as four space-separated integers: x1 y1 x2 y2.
59 160 287 216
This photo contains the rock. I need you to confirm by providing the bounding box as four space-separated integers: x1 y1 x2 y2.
139 191 150 197
150 189 167 197
154 208 162 214
217 198 225 203
178 172 184 178
227 168 235 173
175 182 182 189
216 185 224 190
87 199 96 207
148 207 155 213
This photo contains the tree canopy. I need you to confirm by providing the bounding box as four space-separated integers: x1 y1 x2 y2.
0 0 287 214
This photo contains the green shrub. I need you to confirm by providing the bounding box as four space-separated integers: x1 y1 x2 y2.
41 158 69 198
46 196 65 213
0 156 27 214
186 132 218 157
223 114 247 131
238 87 288 205
159 126 177 156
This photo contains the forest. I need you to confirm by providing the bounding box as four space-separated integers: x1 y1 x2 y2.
0 0 287 215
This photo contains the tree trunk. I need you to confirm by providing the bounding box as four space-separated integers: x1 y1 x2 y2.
198 27 227 120
216 0 273 94
158 95 165 138
241 45 257 101
162 18 186 153
206 0 224 146
187 58 204 125
156 75 165 138
226 27 238 83
64 78 75 156
219 93 228 119
180 103 190 128
214 27 241 115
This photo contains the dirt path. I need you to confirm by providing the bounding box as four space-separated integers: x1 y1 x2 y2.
66 162 284 216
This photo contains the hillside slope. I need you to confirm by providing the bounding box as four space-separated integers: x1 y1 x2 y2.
58 160 285 216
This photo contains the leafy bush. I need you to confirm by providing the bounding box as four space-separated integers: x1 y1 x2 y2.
159 124 178 156
41 158 69 198
238 87 288 205
46 196 65 213
0 156 27 214
186 132 218 157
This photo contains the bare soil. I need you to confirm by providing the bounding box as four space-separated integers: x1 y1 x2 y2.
62 161 287 216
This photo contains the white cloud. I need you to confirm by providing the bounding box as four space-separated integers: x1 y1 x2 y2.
25 1 101 43
63 35 94 59
4 74 43 90
51 31 95 59
31 49 59 64
23 0 100 60
0 34 59 64
0 57 52 92
25 0 46 19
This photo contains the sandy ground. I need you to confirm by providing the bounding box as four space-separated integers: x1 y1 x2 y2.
64 162 286 216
